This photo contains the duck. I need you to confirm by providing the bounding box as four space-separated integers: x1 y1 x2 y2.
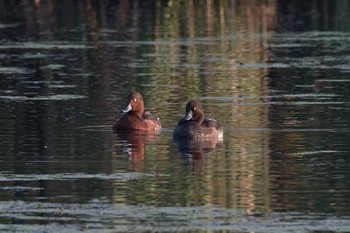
112 91 161 131
173 99 223 140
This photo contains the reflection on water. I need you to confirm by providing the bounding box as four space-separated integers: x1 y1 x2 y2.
174 137 223 159
114 130 161 171
0 0 350 232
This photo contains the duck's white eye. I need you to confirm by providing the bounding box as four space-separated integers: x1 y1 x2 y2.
134 98 137 102
193 107 196 111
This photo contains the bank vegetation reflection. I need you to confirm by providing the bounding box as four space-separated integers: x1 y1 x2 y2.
101 0 276 212
4 0 348 214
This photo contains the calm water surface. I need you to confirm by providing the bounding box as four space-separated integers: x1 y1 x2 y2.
0 0 350 232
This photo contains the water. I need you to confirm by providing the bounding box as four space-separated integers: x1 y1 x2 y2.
0 0 350 232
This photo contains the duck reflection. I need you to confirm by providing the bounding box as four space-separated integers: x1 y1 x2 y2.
174 137 222 159
114 130 160 171
173 99 223 161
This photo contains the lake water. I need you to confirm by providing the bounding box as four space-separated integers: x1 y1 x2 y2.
0 0 350 232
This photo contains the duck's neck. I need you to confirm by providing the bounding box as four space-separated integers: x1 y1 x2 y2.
129 110 143 120
132 104 144 120
193 112 205 125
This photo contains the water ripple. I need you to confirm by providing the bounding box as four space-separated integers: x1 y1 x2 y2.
0 201 348 232
0 172 150 181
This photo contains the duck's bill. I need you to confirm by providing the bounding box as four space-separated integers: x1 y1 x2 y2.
120 103 132 113
184 112 192 120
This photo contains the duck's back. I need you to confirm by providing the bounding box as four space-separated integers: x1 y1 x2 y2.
202 118 223 140
142 112 161 130
113 112 161 131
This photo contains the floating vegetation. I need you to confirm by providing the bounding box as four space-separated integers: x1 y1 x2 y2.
0 172 151 181
0 94 86 101
0 67 27 74
0 201 349 232
21 52 47 59
0 23 21 29
0 42 94 50
0 186 44 191
41 64 66 70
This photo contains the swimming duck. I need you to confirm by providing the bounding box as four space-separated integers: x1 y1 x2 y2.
112 91 161 131
173 99 223 140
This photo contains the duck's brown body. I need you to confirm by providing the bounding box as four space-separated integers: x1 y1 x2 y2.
113 92 161 131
